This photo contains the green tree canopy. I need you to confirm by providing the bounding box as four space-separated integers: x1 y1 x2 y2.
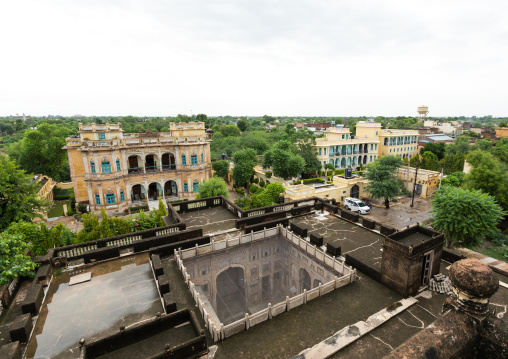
431 186 505 248
262 140 306 180
0 156 46 230
0 232 37 285
216 124 241 137
232 148 257 189
464 150 508 208
198 177 229 198
296 141 321 174
212 160 230 179
18 123 73 181
419 142 446 160
237 120 249 132
445 136 471 156
498 121 507 127
365 155 404 208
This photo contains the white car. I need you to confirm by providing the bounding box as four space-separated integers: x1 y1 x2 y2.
344 197 370 215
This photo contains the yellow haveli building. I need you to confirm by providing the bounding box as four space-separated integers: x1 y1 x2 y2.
314 127 380 169
313 122 419 170
356 122 419 160
64 122 212 211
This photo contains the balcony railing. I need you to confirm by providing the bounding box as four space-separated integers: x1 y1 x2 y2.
128 167 144 174
162 164 177 171
145 166 160 173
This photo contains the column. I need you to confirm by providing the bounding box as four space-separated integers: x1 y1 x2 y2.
98 186 103 207
86 184 93 206
82 153 90 175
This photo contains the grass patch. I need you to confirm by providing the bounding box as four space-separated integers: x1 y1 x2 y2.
47 200 70 218
474 241 508 262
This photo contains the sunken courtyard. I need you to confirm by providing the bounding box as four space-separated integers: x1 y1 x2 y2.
1 196 508 359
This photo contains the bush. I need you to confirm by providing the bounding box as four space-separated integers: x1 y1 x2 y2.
335 169 345 175
66 208 74 216
252 177 259 184
293 180 301 185
249 184 259 193
128 205 149 212
235 188 245 196
265 172 272 178
77 203 88 213
256 187 264 194
302 178 325 185
487 232 508 246
54 195 71 200
259 180 266 188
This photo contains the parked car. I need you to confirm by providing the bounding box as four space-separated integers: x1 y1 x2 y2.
344 197 371 215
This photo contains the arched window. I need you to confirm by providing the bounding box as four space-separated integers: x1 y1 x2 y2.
90 161 96 174
116 159 121 171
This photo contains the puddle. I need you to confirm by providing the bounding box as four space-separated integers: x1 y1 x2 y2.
25 253 162 359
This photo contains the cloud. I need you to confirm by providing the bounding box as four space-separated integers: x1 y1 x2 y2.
1 0 507 116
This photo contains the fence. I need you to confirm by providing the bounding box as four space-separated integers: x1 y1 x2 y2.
174 224 356 341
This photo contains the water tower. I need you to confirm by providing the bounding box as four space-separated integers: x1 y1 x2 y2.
417 105 429 121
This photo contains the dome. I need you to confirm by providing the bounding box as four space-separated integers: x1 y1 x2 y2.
449 258 499 298
206 128 214 133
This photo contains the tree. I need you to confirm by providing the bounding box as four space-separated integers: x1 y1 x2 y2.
297 142 322 174
464 150 508 208
256 182 285 207
421 151 439 171
198 177 229 198
18 123 73 181
237 120 249 132
0 156 46 230
445 136 471 157
440 172 466 187
262 141 306 180
325 163 335 177
232 148 257 190
419 142 446 160
431 186 505 248
212 160 230 179
0 232 37 285
218 124 241 137
365 155 404 208
499 121 507 127
471 139 493 152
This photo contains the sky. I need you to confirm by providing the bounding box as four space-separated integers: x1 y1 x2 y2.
1 0 507 117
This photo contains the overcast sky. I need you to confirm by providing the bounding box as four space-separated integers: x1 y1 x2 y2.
1 1 507 117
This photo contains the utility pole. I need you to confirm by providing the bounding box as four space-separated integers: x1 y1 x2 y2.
410 166 419 208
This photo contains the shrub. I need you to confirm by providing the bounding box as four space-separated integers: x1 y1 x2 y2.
336 169 345 175
249 184 259 193
54 195 71 200
128 205 149 212
302 178 325 185
235 188 245 196
265 172 272 178
77 203 88 213
259 180 266 188
66 208 74 216
252 177 259 184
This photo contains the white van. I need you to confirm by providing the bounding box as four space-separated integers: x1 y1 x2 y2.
344 197 370 215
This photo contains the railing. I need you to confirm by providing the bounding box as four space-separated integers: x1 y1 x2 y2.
128 167 145 174
175 224 356 342
161 164 177 171
145 166 160 173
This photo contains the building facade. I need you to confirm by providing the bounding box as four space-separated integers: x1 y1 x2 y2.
64 122 212 211
314 127 380 169
356 122 419 161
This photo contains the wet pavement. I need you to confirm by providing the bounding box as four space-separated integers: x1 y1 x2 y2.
180 206 238 234
25 254 162 359
290 214 385 268
365 197 433 230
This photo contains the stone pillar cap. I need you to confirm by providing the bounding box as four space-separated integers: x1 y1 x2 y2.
449 258 499 298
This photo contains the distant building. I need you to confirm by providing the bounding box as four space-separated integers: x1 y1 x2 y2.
396 167 441 199
356 122 419 161
496 127 508 139
64 122 212 211
314 127 379 169
423 120 462 136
